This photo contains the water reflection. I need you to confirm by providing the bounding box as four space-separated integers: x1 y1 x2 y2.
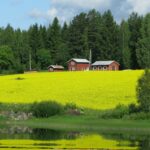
31 128 80 140
0 126 149 149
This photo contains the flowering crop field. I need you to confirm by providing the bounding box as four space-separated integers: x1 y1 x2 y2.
0 70 143 109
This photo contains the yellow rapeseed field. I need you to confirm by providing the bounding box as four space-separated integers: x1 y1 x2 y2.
0 70 143 109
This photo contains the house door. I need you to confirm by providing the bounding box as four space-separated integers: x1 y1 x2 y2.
71 67 75 71
112 66 116 70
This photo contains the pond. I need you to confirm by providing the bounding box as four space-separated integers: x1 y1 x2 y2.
0 126 149 149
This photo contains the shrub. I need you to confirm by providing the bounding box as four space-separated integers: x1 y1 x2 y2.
137 70 150 112
123 112 150 120
0 103 31 113
99 104 129 119
31 101 63 118
64 103 77 110
128 103 140 114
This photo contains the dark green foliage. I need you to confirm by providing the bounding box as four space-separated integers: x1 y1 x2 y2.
31 101 63 118
128 13 143 69
64 103 77 111
123 112 150 120
99 104 129 119
87 9 103 61
0 45 15 70
101 10 121 62
47 17 62 64
137 70 150 112
136 13 150 68
128 103 140 114
120 20 131 69
37 48 51 70
68 12 89 58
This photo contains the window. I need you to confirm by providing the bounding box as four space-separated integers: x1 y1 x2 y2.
103 66 107 70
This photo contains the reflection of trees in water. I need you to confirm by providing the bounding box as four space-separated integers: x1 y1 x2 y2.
0 126 150 149
31 128 81 140
0 126 81 141
139 137 150 150
99 131 150 150
0 126 32 139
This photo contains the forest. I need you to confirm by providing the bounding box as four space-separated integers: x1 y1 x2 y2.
0 9 150 73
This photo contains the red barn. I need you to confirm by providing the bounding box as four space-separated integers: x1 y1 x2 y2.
48 65 64 72
92 61 120 71
68 58 90 71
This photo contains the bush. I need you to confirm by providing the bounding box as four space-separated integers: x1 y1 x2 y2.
31 101 63 118
128 103 140 114
137 70 150 112
15 65 24 74
123 112 150 120
99 104 129 119
64 103 77 110
0 103 31 113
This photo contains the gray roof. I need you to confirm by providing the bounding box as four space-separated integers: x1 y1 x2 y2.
92 61 119 66
48 65 64 69
69 58 90 63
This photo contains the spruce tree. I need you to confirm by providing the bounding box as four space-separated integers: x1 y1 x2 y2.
120 20 131 69
28 24 41 68
102 10 121 62
87 9 102 62
128 13 142 69
68 13 88 58
136 13 150 68
47 17 62 64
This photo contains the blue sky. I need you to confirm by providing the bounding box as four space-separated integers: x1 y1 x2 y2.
1 0 150 29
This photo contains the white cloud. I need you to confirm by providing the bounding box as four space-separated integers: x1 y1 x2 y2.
29 0 112 24
29 0 150 25
127 0 150 15
47 8 58 18
29 8 58 20
51 0 111 9
29 9 43 18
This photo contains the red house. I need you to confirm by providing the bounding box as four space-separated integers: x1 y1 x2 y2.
91 61 120 71
48 65 64 72
68 58 90 71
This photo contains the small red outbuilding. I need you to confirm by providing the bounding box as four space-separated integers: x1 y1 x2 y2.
68 58 90 71
48 65 64 72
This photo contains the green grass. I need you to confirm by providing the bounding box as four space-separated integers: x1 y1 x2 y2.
0 70 143 109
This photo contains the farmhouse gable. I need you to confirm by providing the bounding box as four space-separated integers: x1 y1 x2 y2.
68 58 90 71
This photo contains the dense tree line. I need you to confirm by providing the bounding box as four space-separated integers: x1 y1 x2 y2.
0 9 150 73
